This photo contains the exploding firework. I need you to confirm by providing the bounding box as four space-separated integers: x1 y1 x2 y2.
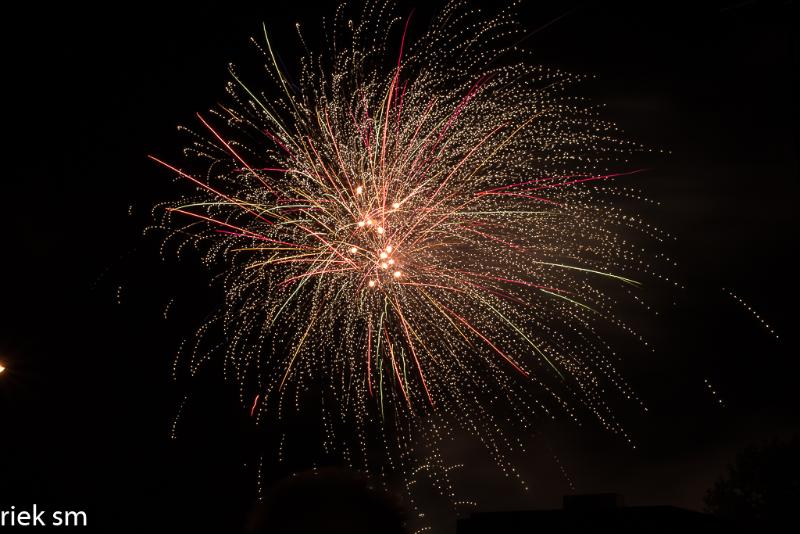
151 0 668 510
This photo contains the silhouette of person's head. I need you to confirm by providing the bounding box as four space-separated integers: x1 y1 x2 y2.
246 468 407 534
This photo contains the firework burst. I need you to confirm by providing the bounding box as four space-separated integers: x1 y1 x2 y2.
151 0 668 508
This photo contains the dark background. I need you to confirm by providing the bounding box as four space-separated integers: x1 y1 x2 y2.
1 1 797 532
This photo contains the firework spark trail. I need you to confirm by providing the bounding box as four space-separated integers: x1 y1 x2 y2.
151 0 670 510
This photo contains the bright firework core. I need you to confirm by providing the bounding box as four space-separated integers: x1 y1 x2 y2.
349 198 405 287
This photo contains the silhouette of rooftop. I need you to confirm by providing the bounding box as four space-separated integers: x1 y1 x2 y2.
457 494 731 533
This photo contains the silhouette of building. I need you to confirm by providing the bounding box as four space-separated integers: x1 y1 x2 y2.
457 493 732 533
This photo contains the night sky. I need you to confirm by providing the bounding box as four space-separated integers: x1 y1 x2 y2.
1 1 797 532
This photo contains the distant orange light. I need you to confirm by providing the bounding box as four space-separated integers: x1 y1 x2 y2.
0 363 5 374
